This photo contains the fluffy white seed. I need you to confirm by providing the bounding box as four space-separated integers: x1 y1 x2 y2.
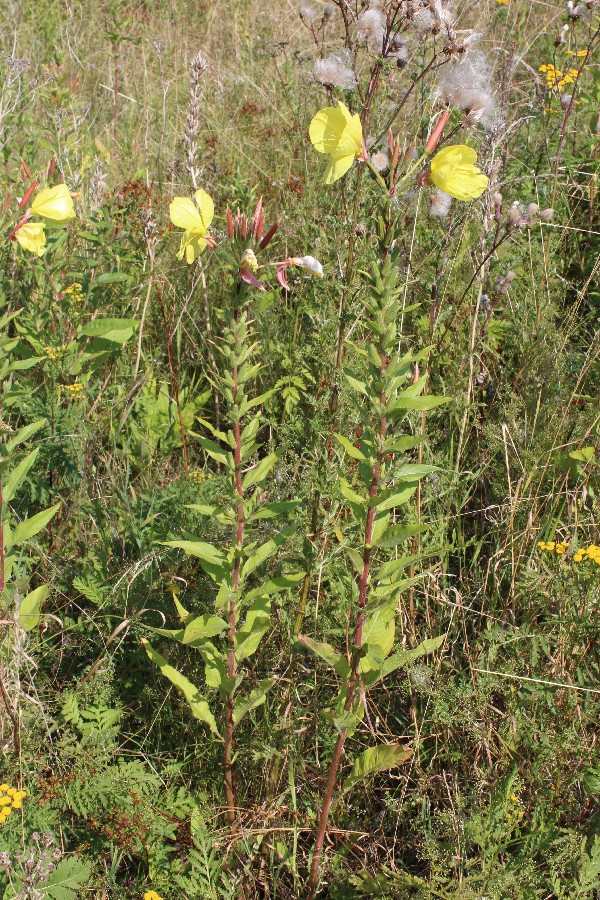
313 50 357 90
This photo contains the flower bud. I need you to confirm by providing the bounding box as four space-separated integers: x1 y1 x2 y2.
540 207 554 222
506 202 522 226
493 191 503 207
560 93 573 110
527 202 539 217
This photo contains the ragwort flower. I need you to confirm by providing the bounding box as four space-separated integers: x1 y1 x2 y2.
429 145 488 201
169 189 215 263
309 102 364 184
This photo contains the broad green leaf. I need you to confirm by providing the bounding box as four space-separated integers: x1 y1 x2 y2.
375 484 417 512
376 554 420 582
243 572 305 603
334 433 367 461
233 678 275 725
19 584 50 631
378 523 428 548
3 449 39 503
343 371 368 395
384 434 426 454
247 501 301 522
364 635 445 687
183 614 228 643
241 526 295 580
162 540 228 581
235 597 271 663
5 419 46 453
242 451 279 490
297 634 351 678
360 603 395 672
388 394 451 414
79 317 137 344
196 641 232 692
142 640 220 737
10 503 60 548
394 464 439 480
196 436 230 466
339 478 366 505
342 743 412 794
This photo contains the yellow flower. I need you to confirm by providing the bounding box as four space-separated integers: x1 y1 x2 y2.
0 797 10 806
144 892 164 900
574 554 583 562
496 0 508 4
169 189 214 264
11 800 22 809
430 146 488 201
309 102 364 184
14 221 46 256
31 184 75 223
0 785 9 792
240 248 259 272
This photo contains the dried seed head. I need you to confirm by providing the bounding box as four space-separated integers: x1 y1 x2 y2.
371 149 390 172
313 50 357 90
560 93 573 110
299 3 318 22
357 9 386 48
429 189 453 218
436 50 498 129
506 202 522 226
527 202 539 217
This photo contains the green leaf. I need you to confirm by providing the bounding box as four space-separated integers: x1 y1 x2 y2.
183 614 228 643
339 477 366 505
235 597 271 663
19 584 50 631
242 451 279 490
334 433 367 461
364 635 445 687
241 526 295 580
377 523 428 548
5 418 46 453
388 394 451 414
41 855 91 900
142 640 220 737
343 371 368 395
233 678 275 725
162 540 227 581
361 603 395 672
297 634 351 678
247 501 301 522
79 317 137 344
375 484 417 512
197 436 230 466
342 743 413 794
3 449 39 503
10 503 60 548
243 571 305 603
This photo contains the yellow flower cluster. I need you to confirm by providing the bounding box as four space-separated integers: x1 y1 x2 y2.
537 540 600 566
63 382 85 396
144 892 163 900
496 0 508 5
573 545 600 565
537 540 569 555
64 282 84 302
539 64 579 90
0 785 27 825
506 792 524 823
44 343 68 361
188 469 207 482
567 49 588 57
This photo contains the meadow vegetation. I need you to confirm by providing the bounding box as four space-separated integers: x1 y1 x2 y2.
0 0 598 896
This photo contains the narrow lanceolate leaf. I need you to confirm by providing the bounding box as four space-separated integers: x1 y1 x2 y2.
241 526 295 580
235 597 271 663
19 585 50 631
3 449 39 503
387 394 451 415
10 503 60 548
243 571 305 603
142 640 221 737
377 523 428 548
343 371 368 395
5 419 46 453
361 603 395 672
233 678 276 725
374 484 417 512
364 635 445 688
342 743 413 794
297 634 351 679
196 435 231 466
241 451 279 490
247 501 301 522
334 433 367 461
162 540 228 581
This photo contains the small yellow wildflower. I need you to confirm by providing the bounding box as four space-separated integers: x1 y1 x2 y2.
574 553 583 562
189 469 206 482
14 221 46 256
64 282 84 302
240 248 259 273
31 184 76 223
496 0 508 4
0 785 8 792
63 382 85 397
144 892 164 900
309 102 364 184
429 146 488 201
0 784 26 824
169 189 214 264
567 49 588 57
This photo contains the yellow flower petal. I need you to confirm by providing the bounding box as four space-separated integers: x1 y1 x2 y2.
15 221 46 256
309 102 363 183
194 189 214 231
170 197 204 231
430 145 488 201
31 184 75 223
144 892 164 900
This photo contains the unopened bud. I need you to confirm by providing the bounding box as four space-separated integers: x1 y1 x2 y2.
540 207 554 222
493 192 503 207
506 203 522 226
560 93 573 110
527 203 539 217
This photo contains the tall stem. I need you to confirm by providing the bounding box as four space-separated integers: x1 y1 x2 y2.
307 362 388 898
224 309 245 825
